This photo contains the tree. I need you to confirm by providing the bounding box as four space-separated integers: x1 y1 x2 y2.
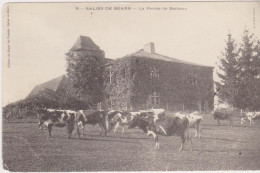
66 51 104 105
236 30 260 110
216 33 239 107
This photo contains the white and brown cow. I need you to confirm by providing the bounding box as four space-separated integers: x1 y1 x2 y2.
128 114 191 151
241 111 260 125
107 110 131 134
37 109 77 138
68 109 108 138
175 111 203 138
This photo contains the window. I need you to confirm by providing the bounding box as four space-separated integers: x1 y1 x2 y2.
188 72 198 85
151 91 160 105
150 66 159 79
109 68 112 83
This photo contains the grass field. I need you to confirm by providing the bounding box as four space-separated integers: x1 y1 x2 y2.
2 114 260 171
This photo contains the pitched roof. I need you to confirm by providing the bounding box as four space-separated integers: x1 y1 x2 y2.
28 75 66 97
124 49 213 68
70 35 101 51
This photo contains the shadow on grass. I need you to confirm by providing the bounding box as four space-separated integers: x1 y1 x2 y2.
3 121 37 124
75 133 151 140
202 136 246 143
67 136 137 144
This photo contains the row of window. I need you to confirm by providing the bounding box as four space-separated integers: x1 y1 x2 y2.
108 66 204 86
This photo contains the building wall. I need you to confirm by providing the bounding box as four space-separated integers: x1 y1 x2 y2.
104 56 214 112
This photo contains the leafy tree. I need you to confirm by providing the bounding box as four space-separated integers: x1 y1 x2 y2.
66 51 104 105
216 33 239 107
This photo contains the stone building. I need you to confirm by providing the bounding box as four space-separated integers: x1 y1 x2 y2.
28 36 214 112
104 42 214 112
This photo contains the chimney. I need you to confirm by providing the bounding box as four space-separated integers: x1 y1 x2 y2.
143 42 155 54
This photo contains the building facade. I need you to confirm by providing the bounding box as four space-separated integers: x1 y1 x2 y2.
28 36 214 112
103 43 214 112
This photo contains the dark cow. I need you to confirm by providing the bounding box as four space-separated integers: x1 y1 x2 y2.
128 114 191 151
68 109 108 138
213 108 240 126
37 109 76 138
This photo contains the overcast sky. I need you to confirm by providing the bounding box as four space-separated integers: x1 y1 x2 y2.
2 2 260 106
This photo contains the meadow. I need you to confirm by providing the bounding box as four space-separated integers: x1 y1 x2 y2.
2 114 260 171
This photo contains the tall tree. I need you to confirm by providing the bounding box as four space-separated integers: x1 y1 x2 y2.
66 51 104 105
216 33 239 107
237 30 260 110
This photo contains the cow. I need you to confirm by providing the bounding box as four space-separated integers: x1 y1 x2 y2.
212 108 239 126
241 112 260 125
106 110 131 134
175 111 203 138
37 109 77 138
129 109 165 122
68 109 108 138
128 115 191 151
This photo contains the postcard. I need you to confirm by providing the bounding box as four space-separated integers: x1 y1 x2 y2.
2 2 260 171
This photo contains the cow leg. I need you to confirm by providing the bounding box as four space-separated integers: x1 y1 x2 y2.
194 127 198 138
198 127 201 139
114 122 120 133
187 131 193 151
185 128 192 151
147 130 159 149
76 124 81 138
121 126 125 134
48 124 53 138
195 123 201 139
179 134 185 151
81 124 86 136
99 122 107 136
82 126 86 136
99 123 103 136
217 119 220 125
103 123 107 136
77 121 85 136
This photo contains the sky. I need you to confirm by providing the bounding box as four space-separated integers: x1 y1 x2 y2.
2 2 260 106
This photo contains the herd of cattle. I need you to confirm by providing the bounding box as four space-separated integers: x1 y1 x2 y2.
37 108 260 151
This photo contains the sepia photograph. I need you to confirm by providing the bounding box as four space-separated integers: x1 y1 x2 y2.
2 2 260 171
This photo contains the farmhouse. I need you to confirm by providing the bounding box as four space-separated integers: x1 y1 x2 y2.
104 42 214 112
28 36 214 112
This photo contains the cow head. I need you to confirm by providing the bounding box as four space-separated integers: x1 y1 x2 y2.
240 117 246 124
37 109 49 130
37 108 53 130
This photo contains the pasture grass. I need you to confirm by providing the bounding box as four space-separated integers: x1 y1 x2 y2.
2 114 260 171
